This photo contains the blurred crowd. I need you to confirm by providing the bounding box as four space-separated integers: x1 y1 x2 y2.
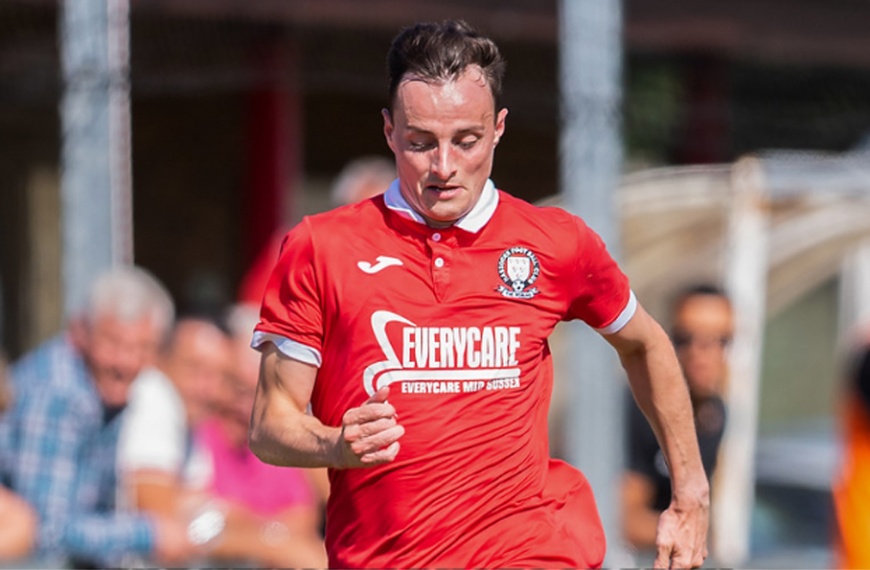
0 156 394 569
0 266 328 568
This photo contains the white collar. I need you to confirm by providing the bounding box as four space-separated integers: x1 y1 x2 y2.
383 178 499 234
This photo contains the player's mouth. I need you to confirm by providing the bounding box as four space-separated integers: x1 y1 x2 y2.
425 184 462 199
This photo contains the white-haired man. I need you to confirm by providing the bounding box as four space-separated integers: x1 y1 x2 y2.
0 266 197 568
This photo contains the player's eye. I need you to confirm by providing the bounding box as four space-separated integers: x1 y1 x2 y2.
408 139 435 151
456 136 479 150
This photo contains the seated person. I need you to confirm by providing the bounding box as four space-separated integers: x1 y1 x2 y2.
0 267 195 568
120 309 326 568
622 284 733 552
195 303 327 567
117 317 231 524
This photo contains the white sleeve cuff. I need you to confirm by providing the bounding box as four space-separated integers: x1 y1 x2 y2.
595 290 638 335
251 331 322 367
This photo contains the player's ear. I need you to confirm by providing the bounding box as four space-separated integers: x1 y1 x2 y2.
382 108 397 153
494 107 508 147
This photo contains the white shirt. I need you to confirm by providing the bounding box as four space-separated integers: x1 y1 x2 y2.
117 367 212 505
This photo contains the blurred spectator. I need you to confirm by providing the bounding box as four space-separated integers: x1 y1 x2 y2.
0 266 195 568
119 312 323 567
116 316 231 563
621 284 733 552
327 154 396 207
0 351 36 561
238 155 395 305
834 326 870 569
194 302 327 568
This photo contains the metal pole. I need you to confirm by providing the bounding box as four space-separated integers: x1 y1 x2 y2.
59 0 132 316
558 0 627 565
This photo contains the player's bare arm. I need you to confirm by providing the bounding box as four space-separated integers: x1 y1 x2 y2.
603 304 709 569
249 343 404 469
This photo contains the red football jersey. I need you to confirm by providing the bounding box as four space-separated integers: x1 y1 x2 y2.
254 180 635 568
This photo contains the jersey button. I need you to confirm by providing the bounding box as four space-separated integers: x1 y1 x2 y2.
432 232 442 242
434 257 445 268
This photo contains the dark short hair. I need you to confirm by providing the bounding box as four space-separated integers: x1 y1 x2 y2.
677 283 728 301
670 283 731 317
386 20 506 111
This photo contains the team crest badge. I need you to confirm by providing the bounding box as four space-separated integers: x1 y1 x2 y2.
496 246 540 299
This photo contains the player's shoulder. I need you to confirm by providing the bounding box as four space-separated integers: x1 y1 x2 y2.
283 196 384 248
495 190 589 236
302 195 384 232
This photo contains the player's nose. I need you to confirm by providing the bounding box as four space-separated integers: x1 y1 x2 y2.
430 145 456 179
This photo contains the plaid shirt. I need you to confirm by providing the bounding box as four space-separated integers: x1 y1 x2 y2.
0 335 154 567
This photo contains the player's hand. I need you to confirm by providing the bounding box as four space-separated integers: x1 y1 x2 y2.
337 385 404 468
653 485 709 569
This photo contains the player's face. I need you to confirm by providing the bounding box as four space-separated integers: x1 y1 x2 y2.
383 66 508 228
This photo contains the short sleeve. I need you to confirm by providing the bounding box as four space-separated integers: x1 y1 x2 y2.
253 219 324 365
565 217 635 333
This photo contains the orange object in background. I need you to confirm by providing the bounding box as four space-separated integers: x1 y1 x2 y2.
834 348 870 570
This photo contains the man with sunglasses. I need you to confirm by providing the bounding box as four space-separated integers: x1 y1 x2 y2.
622 284 733 555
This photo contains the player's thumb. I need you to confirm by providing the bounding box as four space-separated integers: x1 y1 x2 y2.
366 384 391 405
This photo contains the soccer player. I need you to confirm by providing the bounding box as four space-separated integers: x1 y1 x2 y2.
249 20 709 568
